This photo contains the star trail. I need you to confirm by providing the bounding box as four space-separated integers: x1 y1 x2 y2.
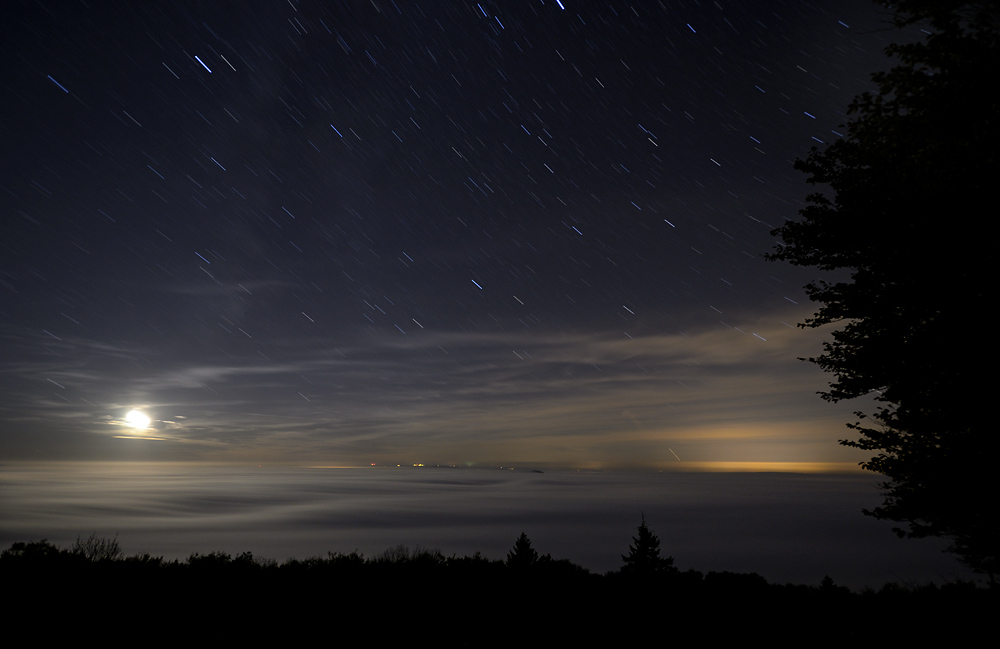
3 1 898 466
4 0 979 588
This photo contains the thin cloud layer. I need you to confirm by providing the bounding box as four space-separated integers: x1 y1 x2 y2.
1 307 863 467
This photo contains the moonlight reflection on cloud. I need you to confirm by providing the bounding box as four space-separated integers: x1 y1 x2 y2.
1 0 893 469
125 410 151 430
4 0 970 591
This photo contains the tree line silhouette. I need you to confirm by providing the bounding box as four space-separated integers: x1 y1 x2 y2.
3 523 993 643
768 0 998 577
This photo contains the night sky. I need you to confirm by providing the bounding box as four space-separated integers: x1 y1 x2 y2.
2 0 906 468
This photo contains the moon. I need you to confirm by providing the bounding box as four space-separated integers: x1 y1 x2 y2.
125 410 151 430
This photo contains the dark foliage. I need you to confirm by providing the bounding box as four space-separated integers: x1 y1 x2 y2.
2 536 994 643
767 0 999 577
620 514 676 576
505 531 538 572
71 532 123 562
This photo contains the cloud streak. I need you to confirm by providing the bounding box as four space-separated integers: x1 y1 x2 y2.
1 306 863 467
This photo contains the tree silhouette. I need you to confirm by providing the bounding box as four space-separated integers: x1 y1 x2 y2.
621 515 675 576
71 533 123 562
767 1 998 578
506 532 538 572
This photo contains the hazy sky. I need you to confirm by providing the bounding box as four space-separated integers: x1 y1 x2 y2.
2 0 906 468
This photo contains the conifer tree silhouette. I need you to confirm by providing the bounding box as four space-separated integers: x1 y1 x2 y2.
621 515 675 575
506 532 538 571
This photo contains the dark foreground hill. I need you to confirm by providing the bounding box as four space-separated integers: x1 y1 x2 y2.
3 539 993 644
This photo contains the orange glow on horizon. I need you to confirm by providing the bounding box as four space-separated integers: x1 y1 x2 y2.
668 461 861 473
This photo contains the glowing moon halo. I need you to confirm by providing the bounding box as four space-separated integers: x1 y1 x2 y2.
125 410 151 430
